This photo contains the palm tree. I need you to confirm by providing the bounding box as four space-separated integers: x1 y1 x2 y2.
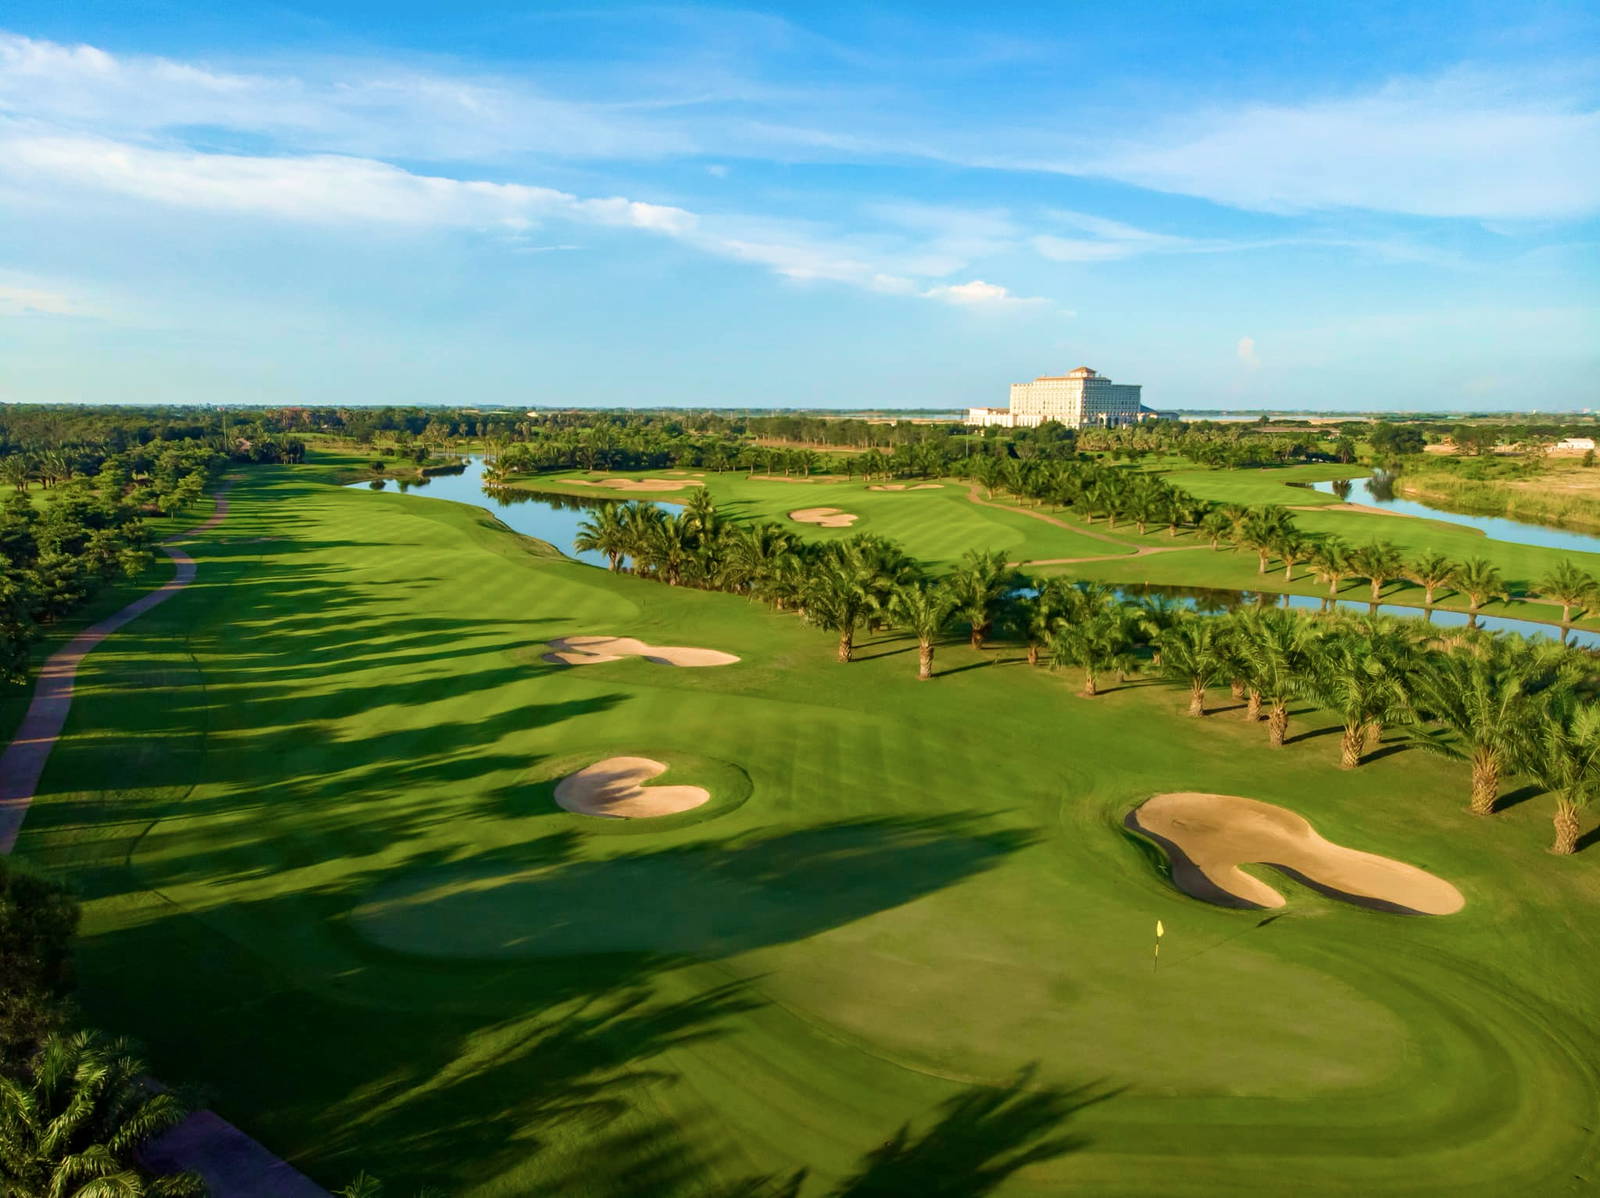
0 1031 203 1197
802 545 880 663
726 523 801 602
1236 507 1292 574
1240 610 1317 746
639 510 696 586
1156 617 1223 716
1014 579 1070 666
1451 557 1508 625
1197 508 1234 549
1522 698 1600 854
1535 560 1597 627
891 580 959 680
1409 641 1563 814
1308 536 1353 599
948 549 1015 651
1310 633 1411 768
1407 551 1456 609
1274 530 1314 583
1050 606 1135 698
573 503 631 571
1349 541 1404 604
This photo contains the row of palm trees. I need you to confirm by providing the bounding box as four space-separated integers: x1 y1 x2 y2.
1027 586 1594 854
574 494 1598 853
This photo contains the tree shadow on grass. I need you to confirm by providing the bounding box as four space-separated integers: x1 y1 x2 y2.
546 1065 1118 1198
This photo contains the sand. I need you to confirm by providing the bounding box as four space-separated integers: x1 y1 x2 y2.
542 635 739 667
554 756 710 818
1291 502 1421 519
789 507 859 528
566 477 706 493
1129 791 1463 915
867 483 944 491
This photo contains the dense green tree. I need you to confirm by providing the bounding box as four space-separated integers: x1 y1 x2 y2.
0 1031 203 1197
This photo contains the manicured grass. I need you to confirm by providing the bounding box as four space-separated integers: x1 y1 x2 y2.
1153 461 1365 506
505 470 1138 566
7 456 1600 1195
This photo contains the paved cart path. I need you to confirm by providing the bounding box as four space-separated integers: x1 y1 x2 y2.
0 492 331 1198
0 495 229 853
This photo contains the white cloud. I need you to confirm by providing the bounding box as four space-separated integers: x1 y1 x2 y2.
1237 336 1261 369
0 128 1016 301
920 280 1041 306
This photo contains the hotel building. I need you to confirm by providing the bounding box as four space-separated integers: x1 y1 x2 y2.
968 366 1146 430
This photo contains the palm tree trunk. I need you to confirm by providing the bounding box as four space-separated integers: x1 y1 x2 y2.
1268 704 1288 746
1339 722 1363 768
1328 577 1338 596
1363 719 1382 752
837 628 854 663
1257 552 1269 574
918 642 934 680
1230 678 1246 699
1081 670 1097 698
1246 691 1262 721
970 624 985 650
1552 800 1580 854
1370 578 1382 602
1187 683 1205 716
1561 601 1574 624
1027 643 1040 666
1466 752 1499 815
1284 560 1295 581
1424 583 1438 606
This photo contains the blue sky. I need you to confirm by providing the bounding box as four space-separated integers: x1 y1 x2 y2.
0 2 1596 410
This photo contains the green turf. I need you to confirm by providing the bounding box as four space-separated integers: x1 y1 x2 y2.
7 457 1600 1195
505 470 1139 566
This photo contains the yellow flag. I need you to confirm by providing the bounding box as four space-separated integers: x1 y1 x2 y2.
1156 920 1165 937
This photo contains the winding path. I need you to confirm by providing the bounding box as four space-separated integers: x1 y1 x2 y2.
0 496 229 853
0 493 330 1197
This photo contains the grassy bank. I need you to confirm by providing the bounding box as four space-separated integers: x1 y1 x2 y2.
1399 469 1600 534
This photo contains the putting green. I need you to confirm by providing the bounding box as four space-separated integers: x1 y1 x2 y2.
8 451 1599 1197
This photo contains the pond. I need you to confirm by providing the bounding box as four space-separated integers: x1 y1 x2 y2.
1119 583 1600 650
1306 472 1600 555
346 458 677 568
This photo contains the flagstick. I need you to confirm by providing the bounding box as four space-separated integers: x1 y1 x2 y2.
1153 919 1165 973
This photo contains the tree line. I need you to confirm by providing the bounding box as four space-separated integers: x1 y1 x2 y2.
576 491 1599 855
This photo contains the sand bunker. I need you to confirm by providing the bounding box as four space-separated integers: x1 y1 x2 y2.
789 507 859 528
566 477 706 493
1129 792 1463 915
867 483 944 492
555 757 709 818
543 635 739 667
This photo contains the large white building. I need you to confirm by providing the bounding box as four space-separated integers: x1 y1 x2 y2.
968 366 1146 429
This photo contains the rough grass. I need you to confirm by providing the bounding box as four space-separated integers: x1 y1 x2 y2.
6 457 1600 1196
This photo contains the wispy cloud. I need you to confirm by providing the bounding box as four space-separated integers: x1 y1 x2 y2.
1236 335 1261 369
1074 70 1600 221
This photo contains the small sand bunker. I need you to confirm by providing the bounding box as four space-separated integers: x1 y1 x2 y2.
867 483 944 492
555 757 709 818
567 477 707 493
1130 792 1463 915
789 507 859 528
543 635 739 667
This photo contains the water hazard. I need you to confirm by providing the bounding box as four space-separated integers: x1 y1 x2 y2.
347 458 676 568
1307 472 1600 555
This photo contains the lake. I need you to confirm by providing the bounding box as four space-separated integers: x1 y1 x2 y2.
347 458 677 568
1307 472 1600 555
